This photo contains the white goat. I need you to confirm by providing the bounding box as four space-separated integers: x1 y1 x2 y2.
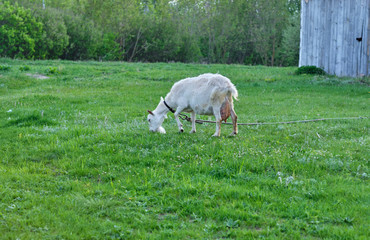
147 73 238 137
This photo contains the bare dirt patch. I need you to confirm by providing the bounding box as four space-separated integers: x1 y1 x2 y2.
26 73 50 80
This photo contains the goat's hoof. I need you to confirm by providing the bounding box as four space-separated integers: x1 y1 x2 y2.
190 130 196 134
229 132 238 136
212 134 220 137
179 128 184 133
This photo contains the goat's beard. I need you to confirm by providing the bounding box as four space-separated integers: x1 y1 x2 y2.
157 126 166 134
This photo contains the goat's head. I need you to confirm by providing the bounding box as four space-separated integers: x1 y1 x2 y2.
147 110 166 134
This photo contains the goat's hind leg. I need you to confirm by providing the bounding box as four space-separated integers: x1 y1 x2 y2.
229 102 238 136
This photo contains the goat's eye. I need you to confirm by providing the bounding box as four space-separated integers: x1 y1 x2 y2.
148 119 151 122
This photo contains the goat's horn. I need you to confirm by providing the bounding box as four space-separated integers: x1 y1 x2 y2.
147 110 154 115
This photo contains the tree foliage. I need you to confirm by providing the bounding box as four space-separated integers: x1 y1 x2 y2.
281 12 301 66
1 0 301 66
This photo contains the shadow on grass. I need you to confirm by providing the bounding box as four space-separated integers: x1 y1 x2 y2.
5 113 56 128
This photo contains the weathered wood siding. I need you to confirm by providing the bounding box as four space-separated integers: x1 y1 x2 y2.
299 0 370 77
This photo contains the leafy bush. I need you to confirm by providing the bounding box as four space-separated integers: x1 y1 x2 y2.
296 66 326 75
95 32 121 61
178 36 203 63
33 8 69 59
135 19 182 62
62 13 100 60
19 65 30 71
0 64 11 71
0 2 43 59
46 67 61 75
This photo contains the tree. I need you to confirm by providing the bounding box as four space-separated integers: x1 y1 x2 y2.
281 0 301 66
281 12 300 66
250 0 288 66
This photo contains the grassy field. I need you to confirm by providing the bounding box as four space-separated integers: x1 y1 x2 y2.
0 58 369 239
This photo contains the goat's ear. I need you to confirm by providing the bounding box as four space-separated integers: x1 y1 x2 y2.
147 110 154 115
160 96 164 102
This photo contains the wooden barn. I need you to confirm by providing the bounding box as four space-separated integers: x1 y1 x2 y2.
299 0 370 77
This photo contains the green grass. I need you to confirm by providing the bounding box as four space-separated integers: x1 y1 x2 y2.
0 58 369 239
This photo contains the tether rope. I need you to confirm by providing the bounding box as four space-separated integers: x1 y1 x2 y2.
178 114 367 126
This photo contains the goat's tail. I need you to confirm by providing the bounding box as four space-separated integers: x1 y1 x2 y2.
228 84 238 101
211 82 238 104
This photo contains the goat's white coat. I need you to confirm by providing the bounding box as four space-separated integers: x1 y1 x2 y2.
147 73 238 136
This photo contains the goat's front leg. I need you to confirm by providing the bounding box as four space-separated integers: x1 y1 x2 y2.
174 107 185 132
190 111 196 133
212 108 222 137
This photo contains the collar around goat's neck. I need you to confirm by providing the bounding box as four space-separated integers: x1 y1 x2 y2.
163 100 175 113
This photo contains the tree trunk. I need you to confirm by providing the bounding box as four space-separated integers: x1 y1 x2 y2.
271 36 275 66
129 27 142 62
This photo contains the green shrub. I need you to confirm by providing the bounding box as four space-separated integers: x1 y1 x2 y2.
33 8 69 59
62 13 100 60
0 64 11 71
95 32 121 61
0 2 43 59
178 36 203 63
46 67 61 75
19 65 30 71
296 66 326 75
135 19 182 62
